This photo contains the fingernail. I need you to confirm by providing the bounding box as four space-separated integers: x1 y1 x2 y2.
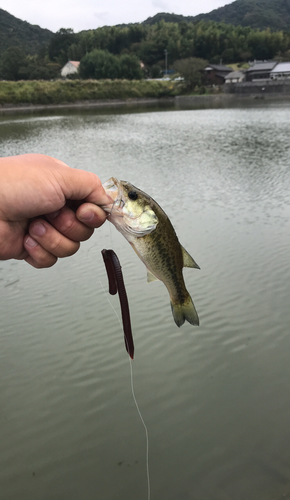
47 210 60 219
80 210 94 221
31 222 46 237
25 236 38 248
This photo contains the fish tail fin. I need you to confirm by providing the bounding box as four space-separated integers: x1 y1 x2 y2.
170 294 199 327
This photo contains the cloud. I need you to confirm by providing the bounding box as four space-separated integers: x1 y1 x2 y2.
94 11 110 23
151 0 169 10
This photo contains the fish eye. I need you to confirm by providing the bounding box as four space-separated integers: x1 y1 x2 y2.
128 190 138 201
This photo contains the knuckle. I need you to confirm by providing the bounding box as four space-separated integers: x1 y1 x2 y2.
59 217 74 234
37 257 58 268
63 242 80 257
49 234 63 254
79 227 94 241
50 238 79 257
26 253 57 269
57 213 91 242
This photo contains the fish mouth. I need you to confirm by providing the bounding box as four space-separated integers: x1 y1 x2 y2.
102 177 125 217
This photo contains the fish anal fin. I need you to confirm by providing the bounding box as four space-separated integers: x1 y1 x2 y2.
181 245 200 269
147 269 160 283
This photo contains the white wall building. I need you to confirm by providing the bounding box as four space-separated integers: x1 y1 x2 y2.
270 62 290 80
225 70 245 83
61 61 80 77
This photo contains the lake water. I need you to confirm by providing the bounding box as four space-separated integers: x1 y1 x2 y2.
1 100 290 500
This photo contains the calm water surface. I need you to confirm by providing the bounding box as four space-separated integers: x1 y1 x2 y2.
0 102 290 500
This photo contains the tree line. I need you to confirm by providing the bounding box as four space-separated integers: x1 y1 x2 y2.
1 20 290 81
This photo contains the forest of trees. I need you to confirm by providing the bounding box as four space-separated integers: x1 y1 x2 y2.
1 20 290 81
143 0 290 32
193 0 290 32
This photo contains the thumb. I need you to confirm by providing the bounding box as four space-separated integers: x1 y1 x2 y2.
55 160 111 206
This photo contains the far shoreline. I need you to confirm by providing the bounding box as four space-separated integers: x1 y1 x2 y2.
1 93 290 115
0 97 174 114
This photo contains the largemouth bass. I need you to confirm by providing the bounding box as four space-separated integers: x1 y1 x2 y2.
102 177 200 327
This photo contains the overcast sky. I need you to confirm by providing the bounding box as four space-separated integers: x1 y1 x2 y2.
1 0 233 33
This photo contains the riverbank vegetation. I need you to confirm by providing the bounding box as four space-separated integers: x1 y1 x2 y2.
0 79 179 106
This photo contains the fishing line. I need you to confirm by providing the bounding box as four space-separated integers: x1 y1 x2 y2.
97 269 151 500
128 356 151 500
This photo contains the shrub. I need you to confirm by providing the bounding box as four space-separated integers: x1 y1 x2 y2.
79 49 120 79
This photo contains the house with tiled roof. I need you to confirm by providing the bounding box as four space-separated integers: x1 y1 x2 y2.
245 61 277 82
204 64 232 85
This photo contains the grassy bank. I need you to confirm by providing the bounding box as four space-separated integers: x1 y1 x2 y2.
0 79 179 106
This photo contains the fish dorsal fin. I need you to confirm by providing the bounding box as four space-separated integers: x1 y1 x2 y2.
181 246 200 269
147 269 160 283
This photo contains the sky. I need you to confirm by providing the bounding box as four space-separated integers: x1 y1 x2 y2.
1 0 234 33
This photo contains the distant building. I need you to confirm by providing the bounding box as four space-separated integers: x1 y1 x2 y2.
204 64 232 85
270 62 290 80
61 61 80 77
225 70 245 83
245 61 277 82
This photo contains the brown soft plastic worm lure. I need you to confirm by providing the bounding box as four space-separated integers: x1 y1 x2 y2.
102 249 134 359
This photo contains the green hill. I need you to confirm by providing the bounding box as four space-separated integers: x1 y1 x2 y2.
142 12 193 25
0 8 53 54
143 0 290 31
194 0 290 31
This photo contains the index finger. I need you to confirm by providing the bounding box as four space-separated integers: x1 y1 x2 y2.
76 203 107 228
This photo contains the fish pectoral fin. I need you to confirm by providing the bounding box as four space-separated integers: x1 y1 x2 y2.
126 224 156 237
128 243 159 283
147 269 160 283
181 246 200 269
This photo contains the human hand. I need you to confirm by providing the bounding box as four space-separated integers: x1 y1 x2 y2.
0 154 111 268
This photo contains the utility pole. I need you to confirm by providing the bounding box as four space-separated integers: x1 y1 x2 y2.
164 49 168 76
